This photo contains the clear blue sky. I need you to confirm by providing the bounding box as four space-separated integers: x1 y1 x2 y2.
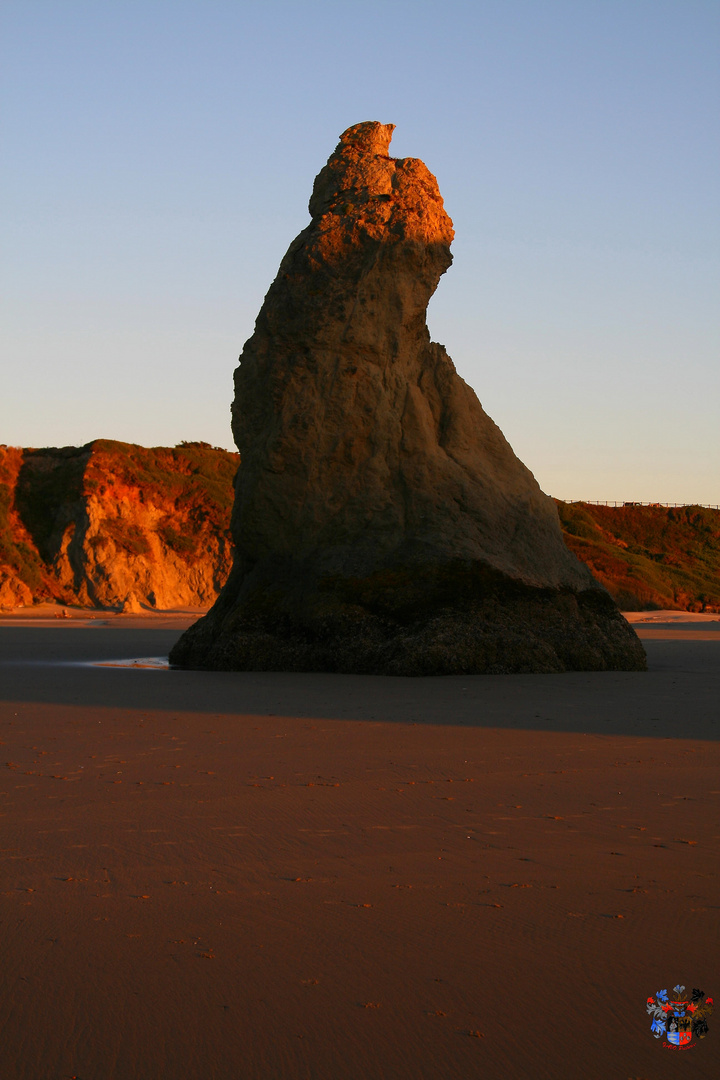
1 0 718 502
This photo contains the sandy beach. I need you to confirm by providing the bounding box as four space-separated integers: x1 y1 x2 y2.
1 610 718 1079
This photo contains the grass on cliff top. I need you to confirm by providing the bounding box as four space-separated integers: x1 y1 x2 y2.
556 501 720 611
85 440 238 520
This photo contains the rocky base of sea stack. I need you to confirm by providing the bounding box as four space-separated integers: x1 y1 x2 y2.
169 564 647 675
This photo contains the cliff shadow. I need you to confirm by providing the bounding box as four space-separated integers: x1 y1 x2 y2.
14 446 91 564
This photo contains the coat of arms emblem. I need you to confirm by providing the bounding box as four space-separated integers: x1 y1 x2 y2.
646 985 713 1047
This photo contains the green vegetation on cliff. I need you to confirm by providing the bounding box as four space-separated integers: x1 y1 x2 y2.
556 502 720 611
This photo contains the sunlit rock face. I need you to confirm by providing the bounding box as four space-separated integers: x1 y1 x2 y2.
170 122 646 673
0 441 237 611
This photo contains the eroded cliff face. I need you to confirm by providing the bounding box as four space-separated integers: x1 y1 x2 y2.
0 441 238 610
171 121 646 674
0 447 34 608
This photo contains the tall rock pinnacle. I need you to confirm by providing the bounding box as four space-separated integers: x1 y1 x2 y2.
170 122 645 673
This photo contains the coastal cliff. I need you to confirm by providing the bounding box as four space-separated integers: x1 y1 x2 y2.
0 440 238 610
556 501 720 612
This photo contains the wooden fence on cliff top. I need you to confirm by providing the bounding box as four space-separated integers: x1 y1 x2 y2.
564 501 720 510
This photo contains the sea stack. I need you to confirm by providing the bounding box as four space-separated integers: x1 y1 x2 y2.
170 122 646 674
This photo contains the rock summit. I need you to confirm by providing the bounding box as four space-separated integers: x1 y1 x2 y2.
170 122 645 673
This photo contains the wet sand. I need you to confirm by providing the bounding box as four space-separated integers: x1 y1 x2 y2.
1 614 718 1079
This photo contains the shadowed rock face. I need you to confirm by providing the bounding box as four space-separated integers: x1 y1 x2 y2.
170 122 646 673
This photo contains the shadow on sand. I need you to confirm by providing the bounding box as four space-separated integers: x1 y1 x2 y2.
0 625 718 741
